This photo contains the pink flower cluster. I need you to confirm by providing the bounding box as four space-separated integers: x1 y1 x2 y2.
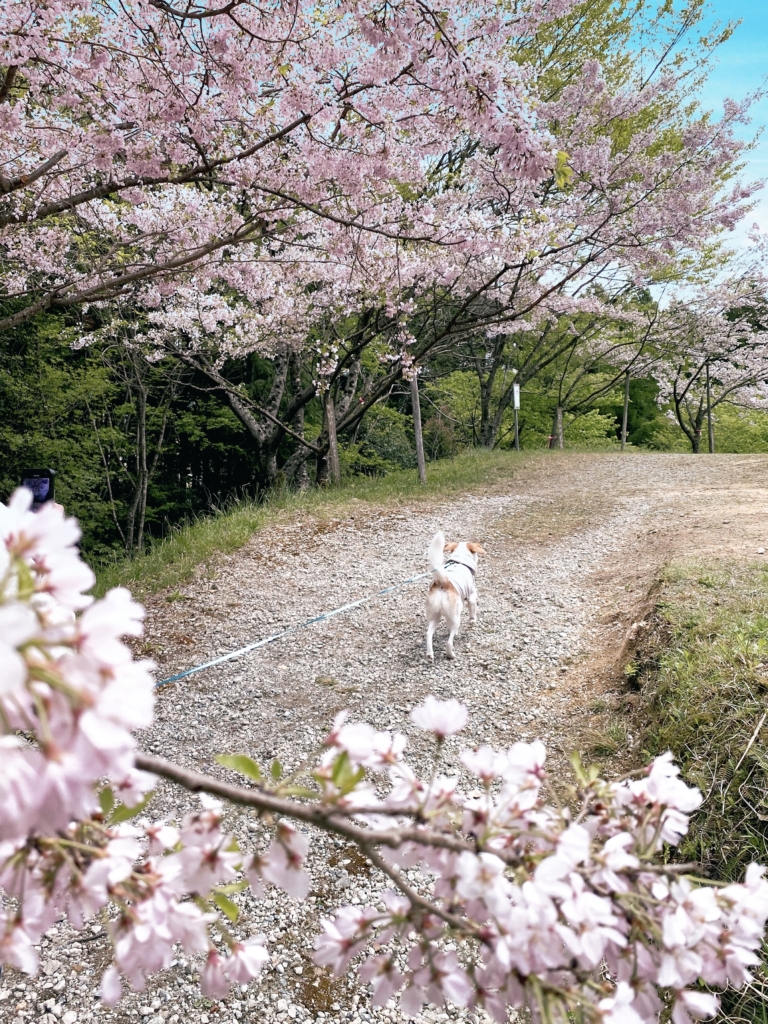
0 490 301 1000
0 487 155 848
316 701 768 1024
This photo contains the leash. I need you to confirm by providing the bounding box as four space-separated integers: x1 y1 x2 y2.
155 570 434 688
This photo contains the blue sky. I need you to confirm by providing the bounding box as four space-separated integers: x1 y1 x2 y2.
697 1 768 246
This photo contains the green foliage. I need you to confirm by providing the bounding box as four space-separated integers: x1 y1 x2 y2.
0 313 122 558
711 406 768 454
216 753 263 781
563 409 621 448
341 404 416 476
0 314 279 560
424 372 480 448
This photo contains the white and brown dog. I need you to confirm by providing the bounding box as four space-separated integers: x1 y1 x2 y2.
425 531 486 661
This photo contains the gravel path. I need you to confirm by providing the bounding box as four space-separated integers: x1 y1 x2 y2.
7 454 768 1024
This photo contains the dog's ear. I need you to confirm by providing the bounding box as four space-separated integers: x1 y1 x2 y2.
467 542 486 556
444 541 458 553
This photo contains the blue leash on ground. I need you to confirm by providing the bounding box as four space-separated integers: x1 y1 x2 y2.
155 570 434 688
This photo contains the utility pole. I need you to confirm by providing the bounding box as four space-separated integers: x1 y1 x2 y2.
621 371 630 451
325 392 341 485
706 360 715 454
410 375 427 484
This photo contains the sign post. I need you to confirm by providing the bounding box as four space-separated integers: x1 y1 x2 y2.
513 382 520 452
21 468 56 512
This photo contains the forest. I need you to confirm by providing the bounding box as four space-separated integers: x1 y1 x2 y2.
1 0 766 565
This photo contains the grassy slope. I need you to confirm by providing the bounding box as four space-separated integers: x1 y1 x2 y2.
640 560 768 1019
641 560 768 875
94 449 527 598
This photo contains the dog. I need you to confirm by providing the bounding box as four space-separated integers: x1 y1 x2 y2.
425 531 486 661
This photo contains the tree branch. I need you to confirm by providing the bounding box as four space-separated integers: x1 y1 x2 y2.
135 752 473 856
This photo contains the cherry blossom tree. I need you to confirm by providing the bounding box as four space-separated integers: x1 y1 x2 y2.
4 0 759 492
0 0 572 336
4 488 768 1024
653 272 768 453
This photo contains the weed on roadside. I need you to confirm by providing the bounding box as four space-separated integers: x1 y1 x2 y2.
588 720 629 756
638 560 768 1022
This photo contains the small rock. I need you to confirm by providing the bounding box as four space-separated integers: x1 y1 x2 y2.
759 547 765 555
62 1012 78 1024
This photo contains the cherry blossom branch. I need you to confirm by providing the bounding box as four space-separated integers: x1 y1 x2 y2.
134 752 474 856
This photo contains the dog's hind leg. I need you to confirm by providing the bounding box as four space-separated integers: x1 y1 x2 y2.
426 619 437 662
445 603 461 660
426 601 441 662
468 591 477 625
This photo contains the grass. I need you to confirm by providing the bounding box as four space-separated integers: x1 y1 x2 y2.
588 720 629 757
638 559 768 1020
93 449 529 598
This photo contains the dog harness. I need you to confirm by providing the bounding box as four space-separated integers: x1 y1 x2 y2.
443 556 476 604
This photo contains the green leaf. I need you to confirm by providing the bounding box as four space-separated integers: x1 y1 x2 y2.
109 790 155 824
270 759 282 782
215 880 249 895
216 753 263 781
330 751 365 795
99 787 115 817
570 750 587 785
554 150 573 188
16 558 35 601
212 892 240 923
283 785 318 799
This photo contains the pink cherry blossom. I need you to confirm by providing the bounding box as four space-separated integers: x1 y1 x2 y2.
410 696 468 738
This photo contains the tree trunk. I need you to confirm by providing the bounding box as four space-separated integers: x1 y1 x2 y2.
284 446 312 489
289 353 310 490
316 450 330 487
337 359 362 417
479 375 495 448
125 384 148 554
706 361 715 454
550 406 564 449
411 375 427 485
325 392 341 485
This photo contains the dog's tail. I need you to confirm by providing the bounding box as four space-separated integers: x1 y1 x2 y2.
428 531 448 583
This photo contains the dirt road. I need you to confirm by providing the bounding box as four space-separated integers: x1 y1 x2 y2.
144 452 768 774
